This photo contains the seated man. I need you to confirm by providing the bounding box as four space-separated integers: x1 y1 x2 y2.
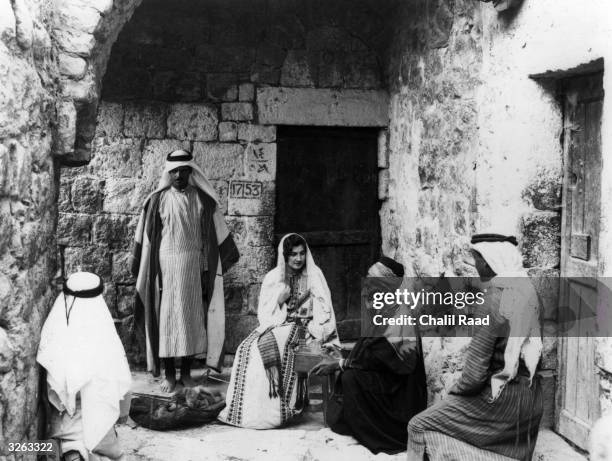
312 257 427 455
407 233 543 461
37 272 132 461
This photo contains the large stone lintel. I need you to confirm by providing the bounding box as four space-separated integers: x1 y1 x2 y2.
256 87 389 127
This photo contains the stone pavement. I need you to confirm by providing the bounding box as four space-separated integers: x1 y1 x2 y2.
120 370 587 461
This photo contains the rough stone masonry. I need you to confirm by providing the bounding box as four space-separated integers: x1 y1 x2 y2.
2 0 612 454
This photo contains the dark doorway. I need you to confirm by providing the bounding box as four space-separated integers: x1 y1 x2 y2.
276 126 381 340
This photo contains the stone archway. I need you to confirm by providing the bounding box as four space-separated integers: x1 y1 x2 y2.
57 0 396 365
53 0 143 162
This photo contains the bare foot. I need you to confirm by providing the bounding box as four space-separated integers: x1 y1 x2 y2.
179 374 196 388
160 375 177 393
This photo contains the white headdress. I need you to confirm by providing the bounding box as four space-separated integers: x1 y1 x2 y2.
37 272 132 450
471 234 543 401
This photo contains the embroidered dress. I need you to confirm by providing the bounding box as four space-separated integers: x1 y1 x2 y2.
218 234 339 429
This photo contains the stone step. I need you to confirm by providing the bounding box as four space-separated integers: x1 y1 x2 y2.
533 429 588 461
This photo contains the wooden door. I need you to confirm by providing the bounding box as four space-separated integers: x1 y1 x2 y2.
557 72 603 449
276 126 381 340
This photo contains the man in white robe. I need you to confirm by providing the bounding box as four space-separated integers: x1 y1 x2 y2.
37 272 132 461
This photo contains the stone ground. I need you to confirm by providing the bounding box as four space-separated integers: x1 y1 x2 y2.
118 369 587 461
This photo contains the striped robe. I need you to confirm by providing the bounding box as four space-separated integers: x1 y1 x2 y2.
132 186 239 375
408 287 543 461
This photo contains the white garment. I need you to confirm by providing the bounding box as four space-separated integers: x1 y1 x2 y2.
37 273 132 451
471 240 543 400
257 233 339 346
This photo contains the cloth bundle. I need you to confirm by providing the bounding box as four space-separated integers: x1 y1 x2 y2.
129 386 225 431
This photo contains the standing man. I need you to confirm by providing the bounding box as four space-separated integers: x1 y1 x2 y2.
132 149 239 392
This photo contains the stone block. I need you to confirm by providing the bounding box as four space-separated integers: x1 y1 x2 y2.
245 143 276 181
377 130 389 168
238 83 255 102
237 124 276 143
54 101 76 155
95 101 124 138
53 27 95 56
226 216 274 249
57 213 92 247
225 314 259 353
124 102 168 139
192 142 244 180
167 103 218 141
221 103 253 122
103 283 118 317
59 53 87 79
115 315 146 366
245 283 262 314
378 169 389 200
56 0 101 35
225 245 275 286
18 221 52 268
280 50 315 87
89 137 142 178
317 51 343 88
211 180 228 215
71 176 104 213
228 181 275 217
224 284 246 314
0 327 14 373
257 87 389 127
116 285 135 317
541 321 557 370
112 251 135 284
58 177 73 212
521 212 561 269
218 122 237 142
93 214 136 249
250 67 280 86
64 245 112 279
5 140 32 201
102 178 148 215
0 0 16 42
206 73 238 102
0 143 8 195
538 371 556 429
142 139 190 189
527 268 559 320
522 166 562 211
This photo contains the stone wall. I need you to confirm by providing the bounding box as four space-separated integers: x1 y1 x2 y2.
382 0 612 429
381 0 566 427
58 0 396 363
0 0 59 452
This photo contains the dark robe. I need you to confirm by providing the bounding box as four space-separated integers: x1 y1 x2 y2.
407 288 543 461
329 336 427 454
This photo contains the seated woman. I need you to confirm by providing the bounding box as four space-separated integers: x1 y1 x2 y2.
218 233 339 429
312 257 427 454
407 233 543 461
